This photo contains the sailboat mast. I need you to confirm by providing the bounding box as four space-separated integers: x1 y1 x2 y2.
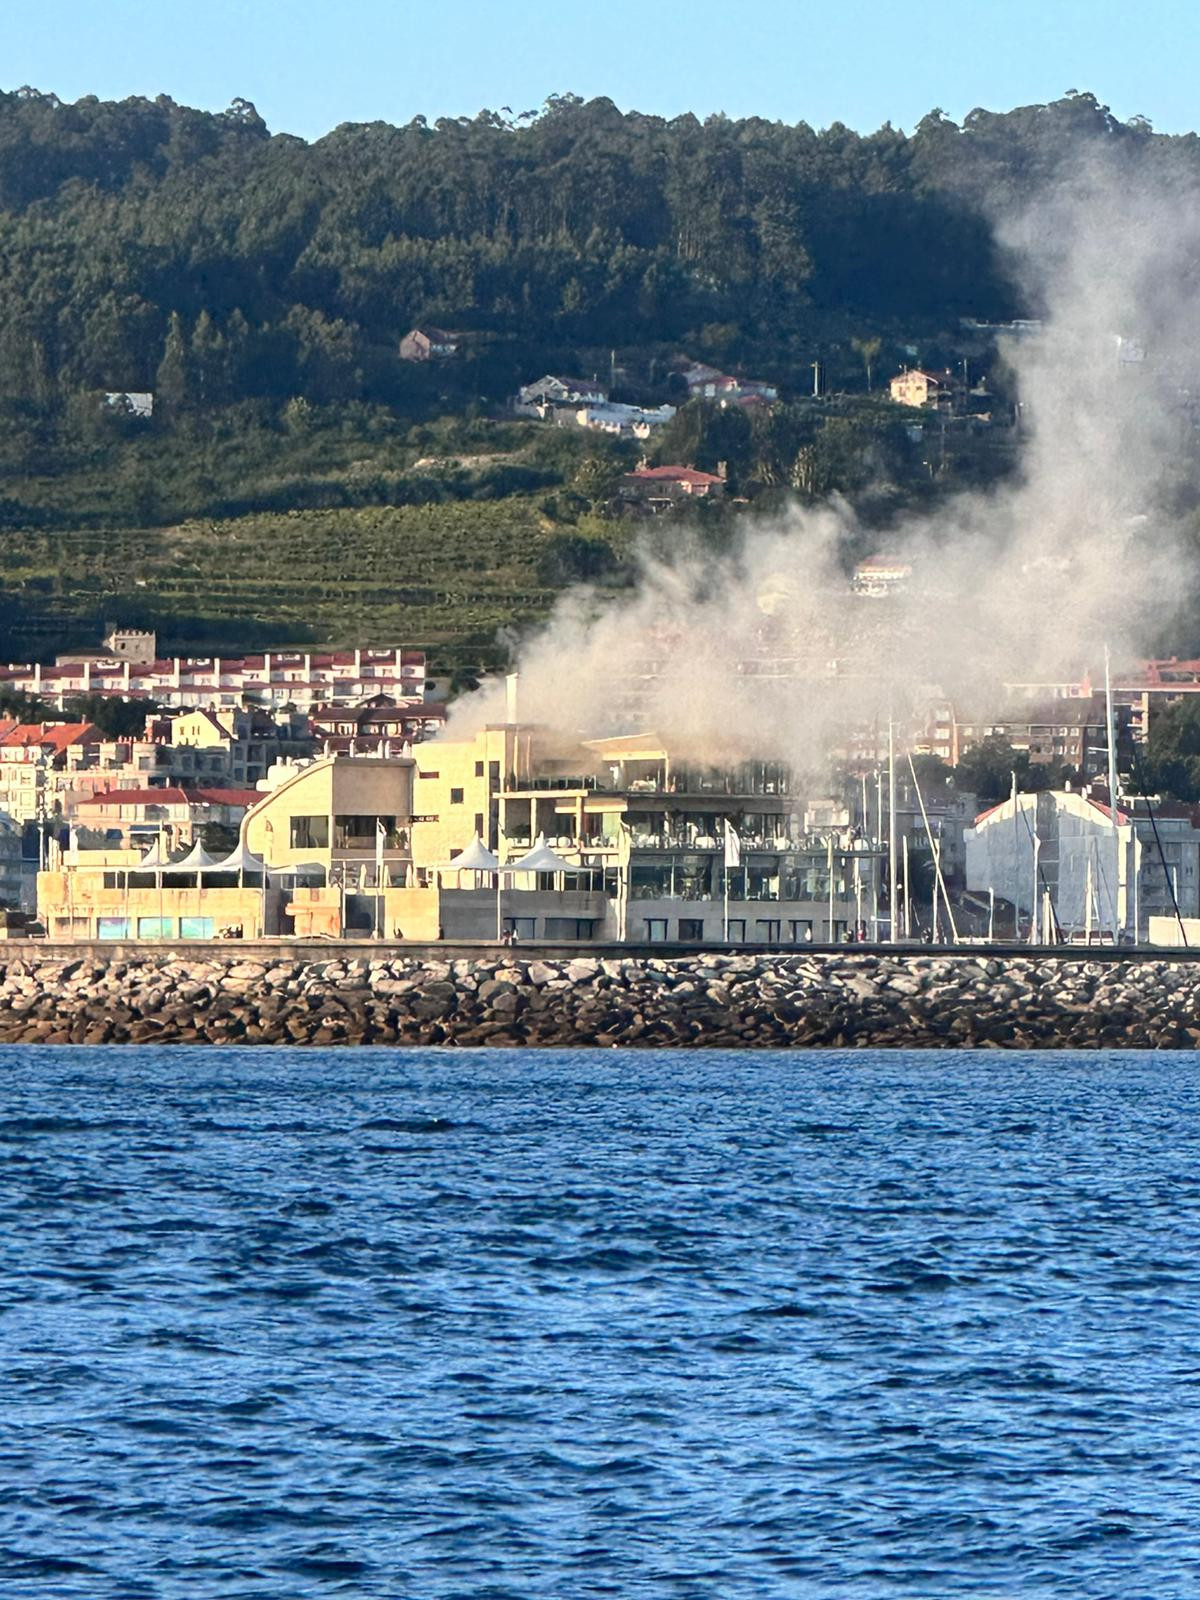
1104 644 1122 941
887 715 899 943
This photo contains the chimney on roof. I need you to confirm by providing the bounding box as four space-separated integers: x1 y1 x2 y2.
505 673 519 725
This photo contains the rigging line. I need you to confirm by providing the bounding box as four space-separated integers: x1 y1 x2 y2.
1129 744 1188 948
1016 799 1064 943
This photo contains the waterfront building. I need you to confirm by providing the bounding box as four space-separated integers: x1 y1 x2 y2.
406 726 881 943
38 729 884 944
965 787 1200 941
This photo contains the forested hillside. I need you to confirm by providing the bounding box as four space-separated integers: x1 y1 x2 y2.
0 86 1189 668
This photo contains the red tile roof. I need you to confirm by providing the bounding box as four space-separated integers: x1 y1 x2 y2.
627 465 723 487
78 785 259 809
78 786 192 807
0 721 100 752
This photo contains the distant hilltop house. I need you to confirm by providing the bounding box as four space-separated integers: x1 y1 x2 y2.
564 401 675 439
888 368 956 410
399 326 460 362
514 375 673 438
618 464 726 513
103 391 153 419
514 374 609 415
680 361 778 407
852 555 913 596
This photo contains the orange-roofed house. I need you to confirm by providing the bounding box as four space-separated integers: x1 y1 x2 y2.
618 465 726 514
74 785 260 849
0 723 103 826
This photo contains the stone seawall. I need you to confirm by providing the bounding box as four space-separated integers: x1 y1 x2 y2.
0 948 1195 1047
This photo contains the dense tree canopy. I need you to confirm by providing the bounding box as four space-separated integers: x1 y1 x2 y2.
0 87 1193 665
0 86 1186 420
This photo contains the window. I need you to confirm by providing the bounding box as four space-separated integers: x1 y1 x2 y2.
180 916 214 939
678 918 704 941
489 761 500 784
474 761 484 777
643 919 668 942
474 813 484 836
544 917 595 940
726 918 746 942
334 814 397 848
450 787 464 805
290 814 329 850
98 916 130 940
755 919 782 943
137 916 173 939
418 770 439 780
503 916 537 941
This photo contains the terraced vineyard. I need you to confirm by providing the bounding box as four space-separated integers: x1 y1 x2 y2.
0 496 598 668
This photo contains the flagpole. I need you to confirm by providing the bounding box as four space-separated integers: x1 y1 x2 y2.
375 817 385 940
887 714 898 943
827 832 835 941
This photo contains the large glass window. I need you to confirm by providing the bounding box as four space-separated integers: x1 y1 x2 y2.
290 814 329 850
643 919 668 942
180 916 215 939
98 916 130 940
137 916 173 939
333 814 398 848
544 917 595 940
678 918 704 941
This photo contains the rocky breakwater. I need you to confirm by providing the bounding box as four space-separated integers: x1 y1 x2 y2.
0 948 1195 1047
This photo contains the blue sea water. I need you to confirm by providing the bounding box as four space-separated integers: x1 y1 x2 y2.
2 1047 1200 1599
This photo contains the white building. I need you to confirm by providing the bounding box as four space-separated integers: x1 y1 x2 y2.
0 647 428 714
965 787 1200 942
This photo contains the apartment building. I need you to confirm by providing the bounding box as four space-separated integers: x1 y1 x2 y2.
0 646 428 713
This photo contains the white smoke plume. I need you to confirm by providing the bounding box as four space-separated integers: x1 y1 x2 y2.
448 147 1200 775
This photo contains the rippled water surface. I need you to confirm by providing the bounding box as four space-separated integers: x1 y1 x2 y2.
3 1046 1200 1597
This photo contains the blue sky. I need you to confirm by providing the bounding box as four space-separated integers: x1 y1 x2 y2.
4 0 1196 139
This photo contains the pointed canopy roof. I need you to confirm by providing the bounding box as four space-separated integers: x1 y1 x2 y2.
138 838 174 869
506 834 578 874
275 859 326 878
173 841 220 872
210 842 267 875
439 833 500 873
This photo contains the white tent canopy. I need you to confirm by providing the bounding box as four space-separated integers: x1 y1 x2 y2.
505 834 579 875
439 833 501 874
209 842 268 876
274 859 326 879
173 841 220 872
137 839 174 869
